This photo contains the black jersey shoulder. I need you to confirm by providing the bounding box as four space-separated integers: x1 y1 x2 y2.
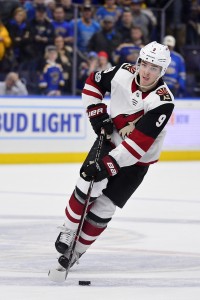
135 103 174 139
92 64 122 93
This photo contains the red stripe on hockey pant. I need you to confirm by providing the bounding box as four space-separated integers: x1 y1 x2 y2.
122 141 142 159
129 128 155 152
82 88 103 100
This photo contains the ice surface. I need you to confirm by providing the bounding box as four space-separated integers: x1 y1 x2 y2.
0 162 200 300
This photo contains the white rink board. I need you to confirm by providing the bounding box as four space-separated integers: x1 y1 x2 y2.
0 97 96 153
0 97 200 154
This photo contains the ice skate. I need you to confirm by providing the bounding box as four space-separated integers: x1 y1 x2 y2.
55 224 75 254
58 250 81 269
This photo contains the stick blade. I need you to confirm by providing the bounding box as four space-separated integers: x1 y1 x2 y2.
48 268 67 283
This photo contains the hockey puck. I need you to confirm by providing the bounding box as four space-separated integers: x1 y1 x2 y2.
78 280 91 286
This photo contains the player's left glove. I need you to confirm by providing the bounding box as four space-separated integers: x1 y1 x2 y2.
82 155 120 182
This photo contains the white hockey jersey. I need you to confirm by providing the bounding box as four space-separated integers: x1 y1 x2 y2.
82 63 175 167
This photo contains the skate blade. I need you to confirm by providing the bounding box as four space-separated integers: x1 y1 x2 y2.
48 268 67 282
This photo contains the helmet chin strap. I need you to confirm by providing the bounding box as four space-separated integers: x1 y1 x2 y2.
135 71 161 91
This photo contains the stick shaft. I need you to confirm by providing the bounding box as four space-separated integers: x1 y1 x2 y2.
65 129 105 278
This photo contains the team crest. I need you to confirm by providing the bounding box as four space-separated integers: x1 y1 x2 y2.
122 63 136 74
156 87 172 101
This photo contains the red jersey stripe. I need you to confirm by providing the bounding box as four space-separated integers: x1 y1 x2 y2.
129 128 155 152
122 141 142 159
86 73 104 95
82 88 103 100
136 160 158 166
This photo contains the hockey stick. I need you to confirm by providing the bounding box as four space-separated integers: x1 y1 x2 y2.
48 128 105 282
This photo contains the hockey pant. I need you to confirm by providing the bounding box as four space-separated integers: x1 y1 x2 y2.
64 138 149 254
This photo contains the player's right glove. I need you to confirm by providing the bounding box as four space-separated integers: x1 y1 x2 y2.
82 154 120 182
87 103 113 138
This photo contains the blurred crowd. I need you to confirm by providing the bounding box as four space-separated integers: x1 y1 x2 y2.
0 0 200 97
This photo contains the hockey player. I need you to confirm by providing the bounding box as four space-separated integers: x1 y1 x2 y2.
55 41 175 269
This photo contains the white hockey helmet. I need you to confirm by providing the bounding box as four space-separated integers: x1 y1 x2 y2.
136 41 171 77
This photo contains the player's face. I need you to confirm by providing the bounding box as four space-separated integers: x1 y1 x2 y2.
139 60 161 87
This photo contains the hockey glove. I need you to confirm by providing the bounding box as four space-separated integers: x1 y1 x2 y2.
87 103 113 138
82 155 120 182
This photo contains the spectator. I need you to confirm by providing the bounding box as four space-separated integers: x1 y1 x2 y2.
0 72 28 95
95 0 122 23
165 0 190 51
118 0 132 8
116 7 134 42
163 35 186 98
24 0 48 22
51 5 73 44
88 15 122 64
45 0 56 20
78 51 98 90
0 18 12 61
130 0 156 43
72 0 101 3
97 50 112 71
0 0 20 25
28 3 55 69
78 50 112 91
54 35 73 94
38 45 65 95
71 3 101 54
114 25 144 64
60 0 74 22
186 0 200 46
6 7 30 66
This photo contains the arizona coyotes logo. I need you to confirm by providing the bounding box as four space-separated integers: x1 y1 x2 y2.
122 63 136 74
156 87 172 101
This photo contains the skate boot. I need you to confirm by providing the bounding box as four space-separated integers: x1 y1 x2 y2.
58 250 81 269
55 224 75 255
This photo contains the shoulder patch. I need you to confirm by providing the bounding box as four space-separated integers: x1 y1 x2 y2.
121 63 136 74
156 87 172 101
94 71 102 82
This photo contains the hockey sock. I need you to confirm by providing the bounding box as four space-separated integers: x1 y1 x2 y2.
76 218 107 254
65 191 93 231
